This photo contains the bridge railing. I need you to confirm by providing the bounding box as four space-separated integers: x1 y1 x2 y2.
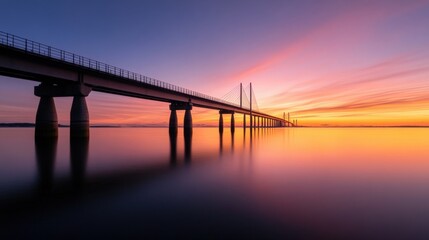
0 31 247 110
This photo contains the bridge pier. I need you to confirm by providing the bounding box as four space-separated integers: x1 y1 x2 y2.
70 96 90 138
219 110 234 133
243 114 246 129
249 112 253 130
35 96 58 137
184 105 193 136
169 102 193 135
169 108 178 135
219 112 224 133
231 113 235 133
34 83 91 138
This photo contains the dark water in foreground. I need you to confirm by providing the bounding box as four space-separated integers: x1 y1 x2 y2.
1 127 429 239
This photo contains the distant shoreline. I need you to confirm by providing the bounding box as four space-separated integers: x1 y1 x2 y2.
1 123 429 128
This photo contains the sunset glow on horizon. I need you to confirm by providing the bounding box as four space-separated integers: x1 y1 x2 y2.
1 0 429 126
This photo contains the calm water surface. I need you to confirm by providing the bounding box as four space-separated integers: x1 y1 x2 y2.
1 127 429 239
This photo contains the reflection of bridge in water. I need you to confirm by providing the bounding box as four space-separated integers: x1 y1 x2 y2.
0 31 295 138
0 127 271 221
1 127 284 239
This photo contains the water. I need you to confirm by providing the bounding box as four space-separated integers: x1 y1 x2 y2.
1 127 429 239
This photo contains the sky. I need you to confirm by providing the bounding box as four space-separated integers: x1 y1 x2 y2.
1 0 429 126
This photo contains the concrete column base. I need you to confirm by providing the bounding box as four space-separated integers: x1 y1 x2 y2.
70 96 89 138
35 96 58 138
219 113 224 133
231 113 235 133
169 109 178 135
184 108 192 136
243 114 246 129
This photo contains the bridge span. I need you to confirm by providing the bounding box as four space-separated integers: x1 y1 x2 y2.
0 31 293 137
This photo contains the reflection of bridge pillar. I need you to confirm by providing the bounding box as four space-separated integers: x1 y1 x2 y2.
35 136 57 194
219 112 224 133
184 129 192 163
70 135 89 189
35 96 58 137
219 130 223 156
169 130 177 166
231 113 235 133
70 96 90 138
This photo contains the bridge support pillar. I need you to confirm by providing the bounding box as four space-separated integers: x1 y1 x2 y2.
170 102 193 135
219 110 234 133
243 114 246 129
70 96 90 138
35 96 58 138
184 106 193 136
34 83 91 138
169 108 178 135
231 113 235 133
219 112 224 133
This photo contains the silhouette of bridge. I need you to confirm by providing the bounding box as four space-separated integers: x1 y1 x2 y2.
0 31 294 137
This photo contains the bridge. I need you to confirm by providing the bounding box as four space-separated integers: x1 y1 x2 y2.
0 31 294 137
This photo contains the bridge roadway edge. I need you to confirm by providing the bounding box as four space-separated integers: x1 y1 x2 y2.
0 44 289 125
